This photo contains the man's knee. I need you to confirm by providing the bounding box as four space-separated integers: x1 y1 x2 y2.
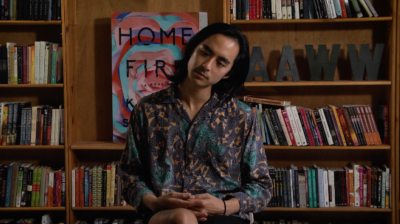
168 208 198 224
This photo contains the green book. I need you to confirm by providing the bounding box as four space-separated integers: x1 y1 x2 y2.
307 169 313 208
35 167 42 207
39 167 47 207
31 167 38 207
311 169 317 208
15 163 25 207
381 170 386 209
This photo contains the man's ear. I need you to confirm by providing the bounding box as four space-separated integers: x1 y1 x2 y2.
222 72 231 79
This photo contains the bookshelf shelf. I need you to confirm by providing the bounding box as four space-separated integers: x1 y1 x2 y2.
0 21 62 25
0 207 65 211
231 17 393 24
264 145 391 150
0 145 64 150
263 207 392 212
71 141 124 150
72 207 134 211
0 84 64 88
244 81 392 87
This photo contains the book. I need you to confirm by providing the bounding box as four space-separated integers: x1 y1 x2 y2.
243 96 291 106
111 12 208 144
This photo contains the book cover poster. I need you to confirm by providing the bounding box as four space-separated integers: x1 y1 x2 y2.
112 12 207 144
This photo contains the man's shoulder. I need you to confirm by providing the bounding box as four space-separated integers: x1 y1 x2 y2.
229 98 253 114
136 87 173 106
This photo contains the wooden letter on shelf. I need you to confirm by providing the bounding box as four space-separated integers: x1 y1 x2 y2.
246 46 269 82
276 45 300 82
306 44 340 81
348 44 385 81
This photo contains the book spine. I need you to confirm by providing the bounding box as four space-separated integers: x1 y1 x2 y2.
264 110 280 145
285 106 302 146
282 110 297 146
336 108 353 146
328 109 343 146
61 171 65 206
323 109 339 146
312 110 326 145
276 109 292 146
306 110 320 146
26 109 32 145
342 107 359 146
318 108 333 145
15 166 24 207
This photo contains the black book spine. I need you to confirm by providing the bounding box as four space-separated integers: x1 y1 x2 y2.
299 0 304 19
298 112 310 146
334 171 339 206
57 0 61 20
294 169 300 208
282 170 288 207
20 165 28 207
0 47 5 84
271 168 276 207
236 0 241 20
271 109 288 146
291 0 295 19
343 171 347 206
306 110 320 146
33 0 39 20
26 167 33 207
318 0 328 18
313 0 321 18
376 170 382 208
0 166 3 207
0 165 7 206
348 107 366 145
278 170 283 207
323 108 339 146
314 168 319 207
29 0 33 20
36 107 42 145
18 0 24 20
269 109 286 146
313 110 328 145
38 0 43 20
241 0 246 20
263 0 268 19
1 0 5 20
344 0 352 18
24 0 30 20
101 169 107 206
4 0 9 20
42 107 48 145
303 0 309 19
287 170 292 207
17 46 23 84
43 0 48 20
51 0 56 20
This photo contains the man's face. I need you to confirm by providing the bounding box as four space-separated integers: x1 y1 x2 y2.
186 34 240 88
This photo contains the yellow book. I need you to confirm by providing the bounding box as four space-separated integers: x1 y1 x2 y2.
329 105 347 146
106 163 111 207
110 162 116 207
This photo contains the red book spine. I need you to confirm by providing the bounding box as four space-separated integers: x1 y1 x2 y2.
300 108 315 146
256 0 259 19
339 0 347 18
282 110 296 146
355 106 371 145
22 46 27 84
46 109 52 145
57 170 61 207
359 106 375 145
54 172 59 207
366 167 371 207
251 0 255 19
75 169 80 207
359 167 364 207
80 168 85 207
259 0 263 19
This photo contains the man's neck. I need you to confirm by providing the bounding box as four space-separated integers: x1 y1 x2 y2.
178 79 212 111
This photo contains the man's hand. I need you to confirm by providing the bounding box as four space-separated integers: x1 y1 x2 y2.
187 193 225 216
142 193 208 221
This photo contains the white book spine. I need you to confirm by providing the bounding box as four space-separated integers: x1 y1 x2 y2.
294 0 300 19
6 43 16 83
276 109 292 146
324 0 332 18
318 108 334 145
330 0 338 18
39 42 47 84
233 0 236 20
282 0 287 19
34 41 40 84
359 0 373 17
328 169 336 207
353 164 360 207
284 106 302 146
287 0 292 19
72 169 75 207
323 169 329 207
291 106 307 146
271 0 277 19
381 171 386 208
364 0 378 17
276 0 282 19
50 109 56 145
318 168 324 207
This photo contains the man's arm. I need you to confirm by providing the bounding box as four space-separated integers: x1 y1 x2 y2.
117 106 154 212
225 108 273 214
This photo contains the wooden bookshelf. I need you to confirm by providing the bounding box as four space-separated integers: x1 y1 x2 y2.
0 145 64 150
0 84 64 88
231 17 393 24
0 207 65 211
396 0 400 223
0 21 62 25
243 80 392 87
72 207 134 211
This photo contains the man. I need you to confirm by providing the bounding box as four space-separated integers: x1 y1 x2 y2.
118 23 272 224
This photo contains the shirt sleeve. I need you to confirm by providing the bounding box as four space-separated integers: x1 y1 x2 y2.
226 109 273 214
117 104 154 213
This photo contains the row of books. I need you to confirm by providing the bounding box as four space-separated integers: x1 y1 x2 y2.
0 214 64 224
0 163 65 207
0 102 64 146
244 96 386 146
0 0 61 20
257 221 309 224
76 220 141 224
231 0 378 20
72 162 128 208
267 163 391 209
0 42 63 84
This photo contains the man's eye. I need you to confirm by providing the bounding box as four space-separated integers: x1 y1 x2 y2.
201 50 209 56
217 62 225 67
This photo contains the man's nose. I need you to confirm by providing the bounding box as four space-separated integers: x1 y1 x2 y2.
202 58 213 71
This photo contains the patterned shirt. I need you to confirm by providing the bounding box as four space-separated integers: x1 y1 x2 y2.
118 86 272 220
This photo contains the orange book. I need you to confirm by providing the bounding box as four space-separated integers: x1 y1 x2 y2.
355 106 372 145
358 106 376 145
243 95 291 106
342 108 359 146
365 105 382 145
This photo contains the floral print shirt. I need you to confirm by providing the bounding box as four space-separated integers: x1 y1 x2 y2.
118 86 272 220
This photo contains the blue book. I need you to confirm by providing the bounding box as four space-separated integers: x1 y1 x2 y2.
5 162 14 207
262 114 270 145
84 167 89 207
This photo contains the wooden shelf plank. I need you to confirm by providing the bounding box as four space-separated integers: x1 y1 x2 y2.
232 17 393 24
244 81 392 87
0 21 62 25
70 206 390 212
72 207 134 211
71 141 124 150
0 84 64 88
0 145 64 150
264 145 391 150
0 207 65 211
262 207 391 212
71 141 390 151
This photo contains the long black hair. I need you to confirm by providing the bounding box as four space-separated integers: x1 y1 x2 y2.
167 22 250 98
